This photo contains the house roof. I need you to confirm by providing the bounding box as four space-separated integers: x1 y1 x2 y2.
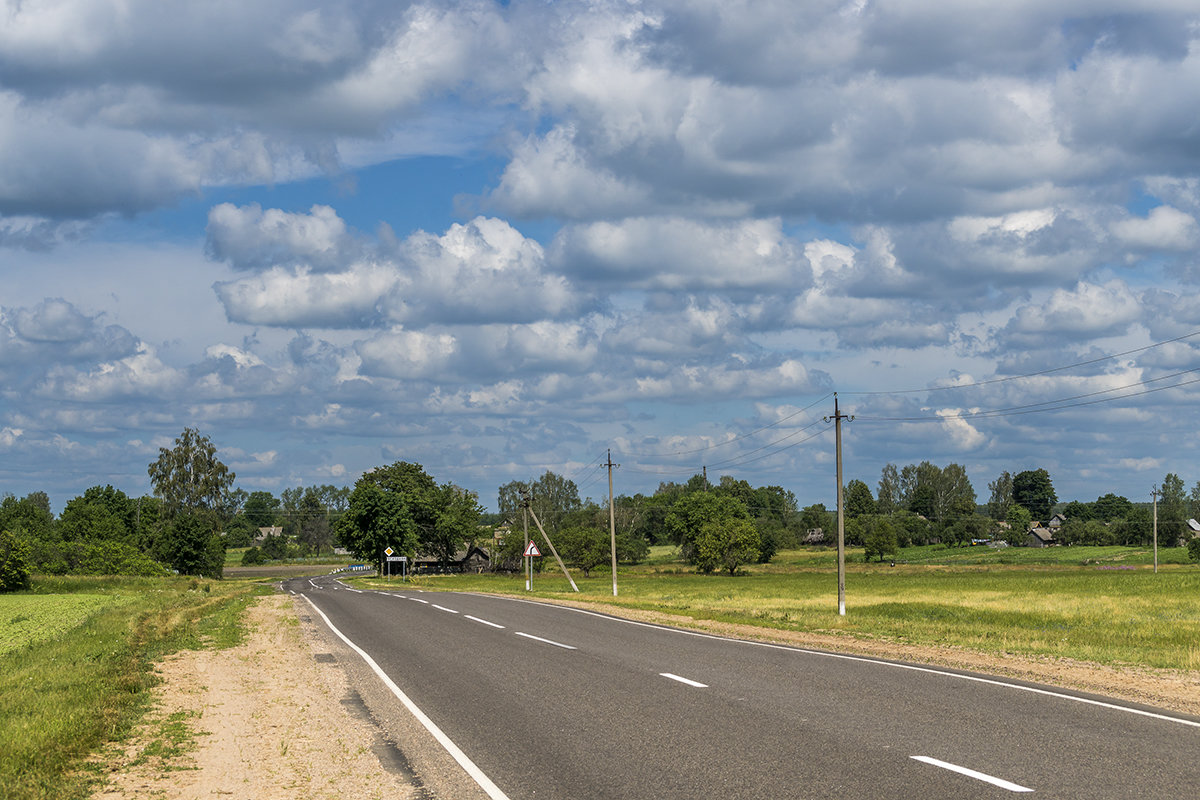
1029 527 1055 543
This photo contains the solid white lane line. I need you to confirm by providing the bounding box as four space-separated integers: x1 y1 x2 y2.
465 615 505 629
302 596 511 800
411 598 429 604
514 632 577 650
660 673 708 688
433 605 459 614
911 756 1033 793
484 595 1200 730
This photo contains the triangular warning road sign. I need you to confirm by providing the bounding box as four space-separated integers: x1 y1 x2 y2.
524 541 542 557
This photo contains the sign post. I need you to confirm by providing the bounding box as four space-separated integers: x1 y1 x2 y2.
524 540 541 591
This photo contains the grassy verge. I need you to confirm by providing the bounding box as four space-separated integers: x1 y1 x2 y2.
361 546 1200 671
0 575 270 800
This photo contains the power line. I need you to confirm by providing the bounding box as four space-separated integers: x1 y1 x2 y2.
840 329 1200 397
616 392 833 460
856 371 1200 423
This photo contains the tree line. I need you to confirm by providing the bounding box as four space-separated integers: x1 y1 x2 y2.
5 427 1200 592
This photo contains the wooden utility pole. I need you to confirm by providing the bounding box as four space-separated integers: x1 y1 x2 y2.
608 449 619 597
825 393 853 616
523 503 531 590
1151 486 1160 574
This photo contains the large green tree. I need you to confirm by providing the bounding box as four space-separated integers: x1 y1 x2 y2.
1159 473 1187 545
694 516 761 575
337 462 480 567
845 479 876 518
243 491 281 528
498 471 581 535
1092 493 1133 521
558 524 609 577
147 428 236 517
876 464 902 514
1012 468 1056 520
987 471 1014 520
863 517 899 562
335 481 418 564
425 484 484 567
666 492 752 564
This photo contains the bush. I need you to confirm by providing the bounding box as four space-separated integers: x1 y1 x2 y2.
1188 537 1200 563
240 546 267 566
0 529 32 592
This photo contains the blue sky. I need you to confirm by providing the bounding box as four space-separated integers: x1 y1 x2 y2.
3 0 1200 513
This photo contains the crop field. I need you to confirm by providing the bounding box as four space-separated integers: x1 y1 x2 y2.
0 593 123 658
372 545 1200 671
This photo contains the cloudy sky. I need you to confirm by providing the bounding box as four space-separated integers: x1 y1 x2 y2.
4 0 1200 512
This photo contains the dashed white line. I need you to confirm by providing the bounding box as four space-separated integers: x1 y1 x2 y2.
911 756 1033 793
433 604 459 614
483 594 1200 730
514 632 576 650
411 598 429 604
660 673 708 688
465 615 505 629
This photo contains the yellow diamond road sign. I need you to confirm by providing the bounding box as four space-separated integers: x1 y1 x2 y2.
384 547 394 556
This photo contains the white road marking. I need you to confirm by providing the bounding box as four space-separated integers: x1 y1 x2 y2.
346 588 363 594
514 632 577 650
411 598 429 604
660 673 708 688
302 596 511 800
465 615 505 629
308 579 320 589
484 595 1200 729
911 756 1033 793
389 594 407 599
433 604 459 614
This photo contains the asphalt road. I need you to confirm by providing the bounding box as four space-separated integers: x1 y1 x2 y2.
285 574 1200 799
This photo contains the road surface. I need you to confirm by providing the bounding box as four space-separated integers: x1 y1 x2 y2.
285 574 1200 799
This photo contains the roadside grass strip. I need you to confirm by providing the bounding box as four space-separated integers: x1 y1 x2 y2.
0 576 267 800
410 550 1200 671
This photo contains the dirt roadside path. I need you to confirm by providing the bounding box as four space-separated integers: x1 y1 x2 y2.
90 593 420 800
89 590 1200 800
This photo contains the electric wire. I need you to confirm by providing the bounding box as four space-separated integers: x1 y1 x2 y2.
616 392 833 460
840 328 1200 396
856 371 1200 423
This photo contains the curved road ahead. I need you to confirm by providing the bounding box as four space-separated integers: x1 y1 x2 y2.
285 574 1199 799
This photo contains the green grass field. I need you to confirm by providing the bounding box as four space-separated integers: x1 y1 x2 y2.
366 545 1200 671
0 576 269 800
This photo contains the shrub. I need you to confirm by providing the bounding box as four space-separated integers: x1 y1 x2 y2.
1188 537 1200 563
241 546 267 566
0 529 32 592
